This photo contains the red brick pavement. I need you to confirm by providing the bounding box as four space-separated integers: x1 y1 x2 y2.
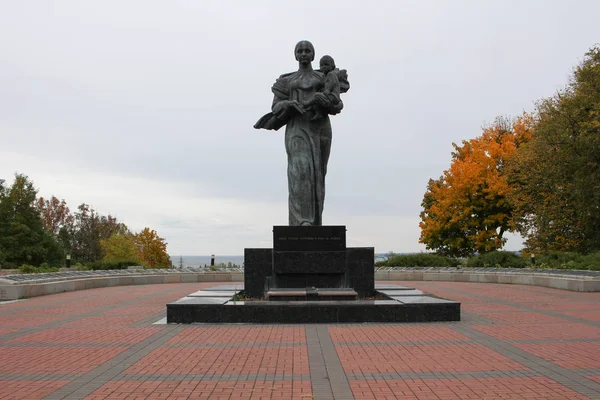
85 380 312 400
514 342 600 369
7 327 162 344
124 346 309 375
471 322 600 340
329 325 468 343
168 327 306 345
336 343 527 374
0 346 128 374
0 280 599 399
0 380 70 400
349 377 589 399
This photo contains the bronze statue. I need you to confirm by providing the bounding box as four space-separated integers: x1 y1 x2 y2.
254 40 349 226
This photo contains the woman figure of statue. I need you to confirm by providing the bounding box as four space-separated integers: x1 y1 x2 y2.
254 40 349 226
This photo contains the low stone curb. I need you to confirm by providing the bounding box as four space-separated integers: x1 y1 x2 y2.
0 268 598 300
0 272 243 300
374 269 600 292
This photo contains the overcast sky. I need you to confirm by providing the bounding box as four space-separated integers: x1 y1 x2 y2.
1 1 598 256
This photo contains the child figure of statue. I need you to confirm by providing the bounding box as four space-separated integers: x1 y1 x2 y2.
303 55 341 120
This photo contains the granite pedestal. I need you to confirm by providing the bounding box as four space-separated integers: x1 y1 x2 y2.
166 226 461 323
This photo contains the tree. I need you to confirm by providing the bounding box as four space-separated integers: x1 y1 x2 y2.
72 203 128 263
100 233 140 263
36 196 74 237
0 174 63 267
36 195 75 254
133 228 171 268
508 46 600 254
419 115 534 257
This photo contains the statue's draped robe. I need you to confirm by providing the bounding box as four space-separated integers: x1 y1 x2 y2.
271 70 343 225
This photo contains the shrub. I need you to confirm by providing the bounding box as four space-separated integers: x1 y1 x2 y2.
467 251 528 268
1 261 17 269
384 253 460 267
18 264 37 274
535 251 600 270
86 260 141 270
18 264 59 274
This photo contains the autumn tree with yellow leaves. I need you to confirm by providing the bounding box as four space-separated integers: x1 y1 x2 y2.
101 228 171 268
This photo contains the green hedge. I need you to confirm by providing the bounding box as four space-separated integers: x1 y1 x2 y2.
381 253 460 268
534 252 600 271
86 260 141 270
18 264 60 274
466 251 528 268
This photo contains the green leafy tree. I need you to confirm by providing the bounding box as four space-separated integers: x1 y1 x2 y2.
0 174 63 267
509 46 600 254
36 195 75 254
72 203 129 263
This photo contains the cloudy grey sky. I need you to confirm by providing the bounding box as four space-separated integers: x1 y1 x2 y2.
1 1 598 255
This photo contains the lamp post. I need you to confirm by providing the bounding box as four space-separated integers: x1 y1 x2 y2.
210 254 215 267
66 254 71 269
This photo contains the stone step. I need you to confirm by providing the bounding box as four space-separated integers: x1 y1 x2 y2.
266 287 358 301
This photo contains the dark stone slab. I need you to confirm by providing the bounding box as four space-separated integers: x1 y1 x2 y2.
273 250 346 274
167 304 222 323
272 273 344 289
346 247 375 297
266 288 358 301
166 290 461 323
244 248 272 298
273 226 346 251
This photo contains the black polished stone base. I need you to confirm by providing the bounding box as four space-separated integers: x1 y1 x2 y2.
166 285 461 324
244 246 375 298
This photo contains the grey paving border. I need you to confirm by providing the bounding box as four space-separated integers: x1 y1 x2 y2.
43 326 183 400
452 324 600 398
306 325 354 400
574 368 600 376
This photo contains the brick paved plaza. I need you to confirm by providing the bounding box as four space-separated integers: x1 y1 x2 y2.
1 281 599 399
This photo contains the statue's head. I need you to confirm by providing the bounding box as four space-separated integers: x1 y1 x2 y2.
319 55 335 72
294 40 315 64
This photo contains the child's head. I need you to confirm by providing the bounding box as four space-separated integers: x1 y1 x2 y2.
319 55 335 72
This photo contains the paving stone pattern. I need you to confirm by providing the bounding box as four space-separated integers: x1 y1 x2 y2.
0 280 599 399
